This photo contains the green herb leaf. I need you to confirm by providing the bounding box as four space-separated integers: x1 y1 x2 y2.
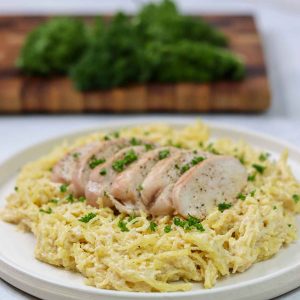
112 149 138 172
144 143 154 151
89 155 106 169
79 212 97 223
118 219 129 232
252 164 266 174
164 225 172 233
191 156 205 166
218 202 232 212
259 152 270 162
130 137 142 146
292 194 300 204
40 207 52 214
14 186 19 192
248 173 256 182
78 196 86 202
158 149 170 160
66 194 74 203
237 193 246 201
128 214 137 222
149 221 158 231
99 168 107 176
104 135 110 141
60 184 68 193
250 190 256 197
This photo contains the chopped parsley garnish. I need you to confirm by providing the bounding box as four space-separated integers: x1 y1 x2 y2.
292 194 300 204
99 168 107 176
206 143 219 155
49 198 58 204
112 149 138 172
60 184 68 193
288 224 292 227
158 149 170 160
191 156 205 166
78 196 86 202
218 202 232 212
252 164 266 174
180 156 205 174
39 207 52 214
180 164 190 174
79 212 97 223
273 206 277 210
259 152 270 162
66 194 74 203
89 155 106 169
14 186 19 192
172 215 205 232
72 152 80 159
104 135 110 141
250 190 256 197
130 137 142 146
118 219 129 232
248 173 256 182
164 225 172 233
128 214 137 222
149 221 158 231
136 184 143 192
144 143 154 151
237 193 246 201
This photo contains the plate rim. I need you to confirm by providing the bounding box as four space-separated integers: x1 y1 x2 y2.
0 119 299 299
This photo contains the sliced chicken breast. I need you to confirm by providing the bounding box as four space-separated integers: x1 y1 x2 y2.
141 150 211 215
172 155 247 219
70 139 130 196
51 142 101 184
85 146 148 208
111 147 180 212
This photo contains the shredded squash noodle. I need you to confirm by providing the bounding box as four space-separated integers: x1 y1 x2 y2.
1 122 299 292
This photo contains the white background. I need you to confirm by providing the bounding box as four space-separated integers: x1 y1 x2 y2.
0 0 300 299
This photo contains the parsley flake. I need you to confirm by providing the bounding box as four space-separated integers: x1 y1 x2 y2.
78 196 86 202
259 152 270 162
252 164 266 174
158 149 170 160
237 193 246 201
60 184 68 193
164 225 172 233
79 212 97 223
112 149 138 172
118 219 129 232
99 168 107 176
248 173 256 182
89 155 106 169
40 207 52 214
218 202 232 212
149 221 158 231
292 194 300 204
130 137 142 146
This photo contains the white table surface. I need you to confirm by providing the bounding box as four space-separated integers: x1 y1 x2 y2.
0 1 300 299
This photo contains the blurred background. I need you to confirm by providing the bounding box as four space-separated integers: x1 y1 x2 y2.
0 1 300 299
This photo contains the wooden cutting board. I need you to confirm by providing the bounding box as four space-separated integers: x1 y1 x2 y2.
0 15 270 113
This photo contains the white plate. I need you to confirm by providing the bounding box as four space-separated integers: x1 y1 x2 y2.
0 120 299 300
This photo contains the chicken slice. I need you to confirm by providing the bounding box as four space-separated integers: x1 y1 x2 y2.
141 150 211 215
85 146 148 208
111 147 180 211
70 138 130 196
51 142 101 184
172 155 247 219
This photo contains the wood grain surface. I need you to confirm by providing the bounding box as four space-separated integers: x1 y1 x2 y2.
0 15 271 113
